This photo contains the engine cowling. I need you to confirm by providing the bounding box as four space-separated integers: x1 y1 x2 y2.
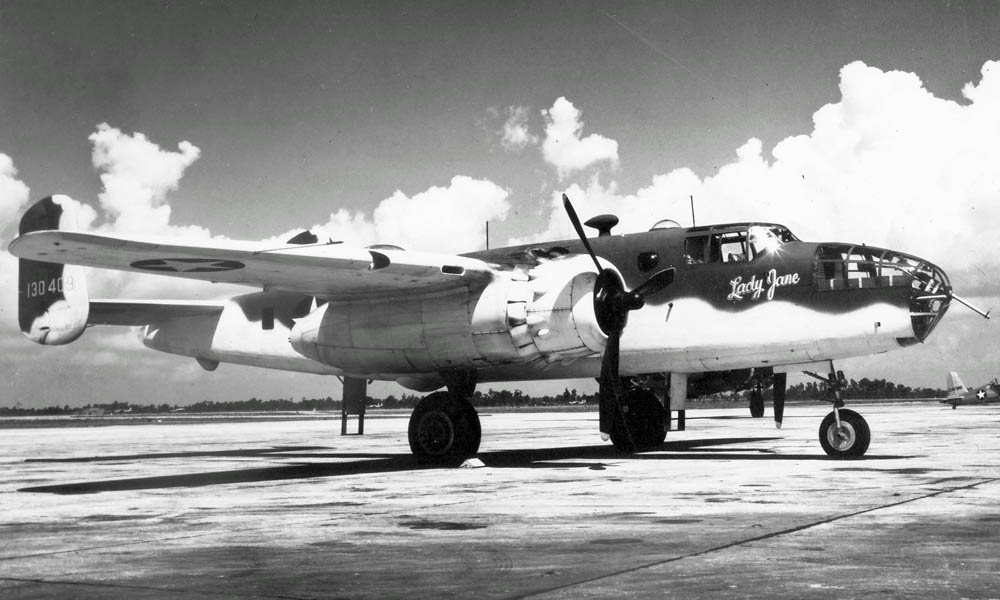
504 254 609 365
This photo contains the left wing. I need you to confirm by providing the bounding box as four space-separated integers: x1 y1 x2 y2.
9 230 497 300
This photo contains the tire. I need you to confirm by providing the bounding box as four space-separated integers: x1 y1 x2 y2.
408 392 481 465
818 408 871 458
610 390 667 452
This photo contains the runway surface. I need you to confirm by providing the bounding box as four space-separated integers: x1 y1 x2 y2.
1 403 998 599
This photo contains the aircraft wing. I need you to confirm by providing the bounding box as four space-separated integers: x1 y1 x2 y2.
9 231 497 299
88 300 226 326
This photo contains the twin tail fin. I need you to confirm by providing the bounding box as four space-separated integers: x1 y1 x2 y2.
17 196 90 345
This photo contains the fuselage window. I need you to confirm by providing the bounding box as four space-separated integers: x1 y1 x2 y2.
684 236 709 264
715 231 748 263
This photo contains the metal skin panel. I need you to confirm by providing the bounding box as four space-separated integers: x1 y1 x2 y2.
419 288 482 369
469 274 525 362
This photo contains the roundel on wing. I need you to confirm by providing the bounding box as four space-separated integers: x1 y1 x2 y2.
130 258 245 273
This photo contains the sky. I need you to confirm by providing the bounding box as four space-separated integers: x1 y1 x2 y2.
1 1 999 408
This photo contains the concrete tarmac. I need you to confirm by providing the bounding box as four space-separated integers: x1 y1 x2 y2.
1 403 998 599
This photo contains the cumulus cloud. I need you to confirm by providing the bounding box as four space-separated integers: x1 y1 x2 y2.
276 175 510 254
541 97 619 179
500 105 538 151
532 62 1000 294
0 154 31 333
0 154 30 231
90 123 204 237
81 124 217 300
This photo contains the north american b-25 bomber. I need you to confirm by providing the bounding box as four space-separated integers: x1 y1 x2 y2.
10 193 988 463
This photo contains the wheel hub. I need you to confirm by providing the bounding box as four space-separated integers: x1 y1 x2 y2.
416 411 454 456
827 422 856 451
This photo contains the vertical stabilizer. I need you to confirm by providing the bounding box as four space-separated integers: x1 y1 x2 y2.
18 196 90 345
946 371 968 399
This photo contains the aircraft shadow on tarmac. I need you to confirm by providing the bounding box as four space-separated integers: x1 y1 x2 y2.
19 438 910 495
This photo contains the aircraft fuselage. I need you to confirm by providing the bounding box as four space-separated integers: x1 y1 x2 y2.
141 221 951 392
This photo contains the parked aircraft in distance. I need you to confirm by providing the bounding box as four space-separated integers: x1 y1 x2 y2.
9 194 989 464
941 371 1000 409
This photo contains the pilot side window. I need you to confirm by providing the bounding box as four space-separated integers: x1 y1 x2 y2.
685 231 750 264
715 232 748 263
684 236 709 264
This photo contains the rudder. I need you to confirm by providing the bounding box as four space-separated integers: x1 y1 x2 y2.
18 196 89 345
946 370 968 399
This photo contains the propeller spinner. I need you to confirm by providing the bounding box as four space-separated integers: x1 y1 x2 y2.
562 194 675 450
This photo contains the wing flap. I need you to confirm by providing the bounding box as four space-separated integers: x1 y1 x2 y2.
88 300 225 326
9 231 497 299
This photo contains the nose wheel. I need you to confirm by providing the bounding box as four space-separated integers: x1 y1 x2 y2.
818 408 870 458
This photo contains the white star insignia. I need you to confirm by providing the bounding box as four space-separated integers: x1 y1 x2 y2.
131 258 244 273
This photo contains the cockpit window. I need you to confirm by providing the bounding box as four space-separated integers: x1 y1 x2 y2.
685 224 797 265
684 235 709 264
716 232 748 262
749 225 796 258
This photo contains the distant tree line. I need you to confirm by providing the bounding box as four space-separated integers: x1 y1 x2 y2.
785 377 943 401
0 379 943 416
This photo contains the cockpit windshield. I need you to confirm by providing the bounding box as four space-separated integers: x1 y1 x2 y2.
749 225 797 258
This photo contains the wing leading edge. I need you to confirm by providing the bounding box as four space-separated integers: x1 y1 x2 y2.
9 230 497 300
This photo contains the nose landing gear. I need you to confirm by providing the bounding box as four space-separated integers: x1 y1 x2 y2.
805 365 871 459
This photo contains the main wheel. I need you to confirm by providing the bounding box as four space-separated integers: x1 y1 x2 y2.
818 408 871 458
610 390 668 453
408 392 481 465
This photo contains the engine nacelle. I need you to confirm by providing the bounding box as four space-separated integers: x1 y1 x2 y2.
289 254 612 376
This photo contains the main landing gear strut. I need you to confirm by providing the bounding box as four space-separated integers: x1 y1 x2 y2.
804 365 871 459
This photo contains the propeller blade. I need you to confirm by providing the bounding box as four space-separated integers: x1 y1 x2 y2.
563 192 673 453
562 194 603 273
632 267 675 300
597 332 637 450
598 334 618 435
